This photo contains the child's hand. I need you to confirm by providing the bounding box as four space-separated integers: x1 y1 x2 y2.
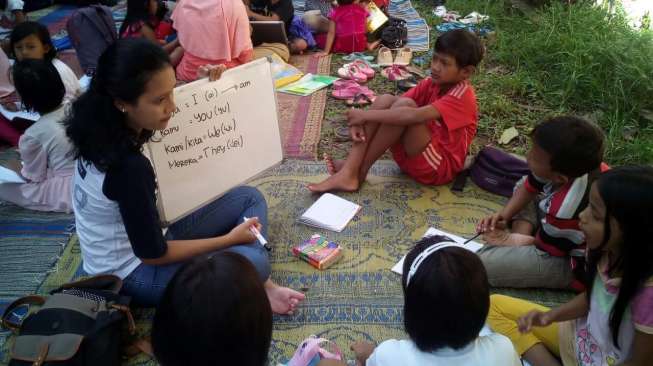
197 64 228 81
347 108 366 126
226 217 261 245
350 125 366 142
350 341 375 366
518 310 554 333
477 212 506 233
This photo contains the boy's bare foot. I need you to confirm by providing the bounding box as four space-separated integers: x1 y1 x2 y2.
264 280 305 315
322 153 345 175
483 229 535 246
307 169 360 192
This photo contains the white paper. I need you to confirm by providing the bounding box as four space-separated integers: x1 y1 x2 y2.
299 193 361 232
391 227 484 274
0 166 26 184
0 103 40 122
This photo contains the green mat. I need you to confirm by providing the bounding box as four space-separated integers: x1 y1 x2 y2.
0 159 573 364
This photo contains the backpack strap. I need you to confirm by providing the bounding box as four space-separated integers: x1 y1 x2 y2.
1 295 45 331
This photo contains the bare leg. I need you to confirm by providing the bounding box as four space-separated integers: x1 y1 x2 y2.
308 95 399 192
264 279 306 315
523 343 562 366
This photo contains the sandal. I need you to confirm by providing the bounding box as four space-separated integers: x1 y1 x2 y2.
332 79 360 90
342 52 374 62
396 76 418 92
393 46 412 66
349 59 375 79
377 46 393 67
345 92 376 107
337 64 367 83
381 65 411 81
285 335 342 366
332 84 373 100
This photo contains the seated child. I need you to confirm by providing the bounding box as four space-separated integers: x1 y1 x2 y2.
308 29 483 192
120 0 183 66
247 0 314 54
319 0 380 55
487 166 653 366
172 0 253 81
10 21 81 102
346 235 521 365
0 59 74 212
0 0 25 28
476 116 607 291
152 252 272 366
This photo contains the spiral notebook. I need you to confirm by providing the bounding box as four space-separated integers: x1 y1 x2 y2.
298 193 361 232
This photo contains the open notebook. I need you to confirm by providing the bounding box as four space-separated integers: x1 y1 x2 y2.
298 193 361 232
391 227 484 274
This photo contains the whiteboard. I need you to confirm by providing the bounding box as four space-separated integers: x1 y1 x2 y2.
146 58 283 225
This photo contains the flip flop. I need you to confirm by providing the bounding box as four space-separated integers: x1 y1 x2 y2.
393 47 412 66
377 46 393 67
349 59 375 78
345 92 376 107
337 64 367 83
332 84 365 100
332 79 360 90
381 65 411 81
342 52 374 62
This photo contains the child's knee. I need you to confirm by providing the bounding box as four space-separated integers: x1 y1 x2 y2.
391 97 418 108
373 93 398 106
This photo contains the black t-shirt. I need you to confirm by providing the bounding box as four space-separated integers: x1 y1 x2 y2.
103 153 167 259
251 0 294 29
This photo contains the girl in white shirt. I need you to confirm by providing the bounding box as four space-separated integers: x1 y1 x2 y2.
343 235 523 366
10 21 80 103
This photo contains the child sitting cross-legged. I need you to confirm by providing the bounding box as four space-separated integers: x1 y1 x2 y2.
487 166 653 366
476 116 608 291
320 235 522 366
308 29 483 192
0 59 74 212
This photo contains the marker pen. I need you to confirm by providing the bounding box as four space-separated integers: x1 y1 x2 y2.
243 216 272 251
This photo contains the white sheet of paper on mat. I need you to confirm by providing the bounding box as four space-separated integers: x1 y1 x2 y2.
298 193 361 232
391 227 484 274
0 166 26 184
0 103 40 122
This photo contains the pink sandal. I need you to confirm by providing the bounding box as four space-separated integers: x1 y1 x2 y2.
381 64 411 81
332 79 360 90
285 335 343 366
337 64 367 83
350 59 375 79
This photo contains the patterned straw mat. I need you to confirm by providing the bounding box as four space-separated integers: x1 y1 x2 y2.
0 159 573 364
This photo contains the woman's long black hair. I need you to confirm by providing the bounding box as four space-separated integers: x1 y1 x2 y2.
64 38 171 172
585 165 653 349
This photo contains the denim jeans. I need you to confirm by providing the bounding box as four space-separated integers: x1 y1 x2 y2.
121 186 271 307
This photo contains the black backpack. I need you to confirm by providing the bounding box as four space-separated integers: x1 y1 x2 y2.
2 275 134 366
380 17 408 49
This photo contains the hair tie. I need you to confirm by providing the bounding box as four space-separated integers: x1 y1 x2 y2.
406 241 464 286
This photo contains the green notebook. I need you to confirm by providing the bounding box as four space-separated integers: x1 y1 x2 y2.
278 74 339 96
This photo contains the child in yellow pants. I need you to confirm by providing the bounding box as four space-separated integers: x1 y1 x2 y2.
487 294 577 366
